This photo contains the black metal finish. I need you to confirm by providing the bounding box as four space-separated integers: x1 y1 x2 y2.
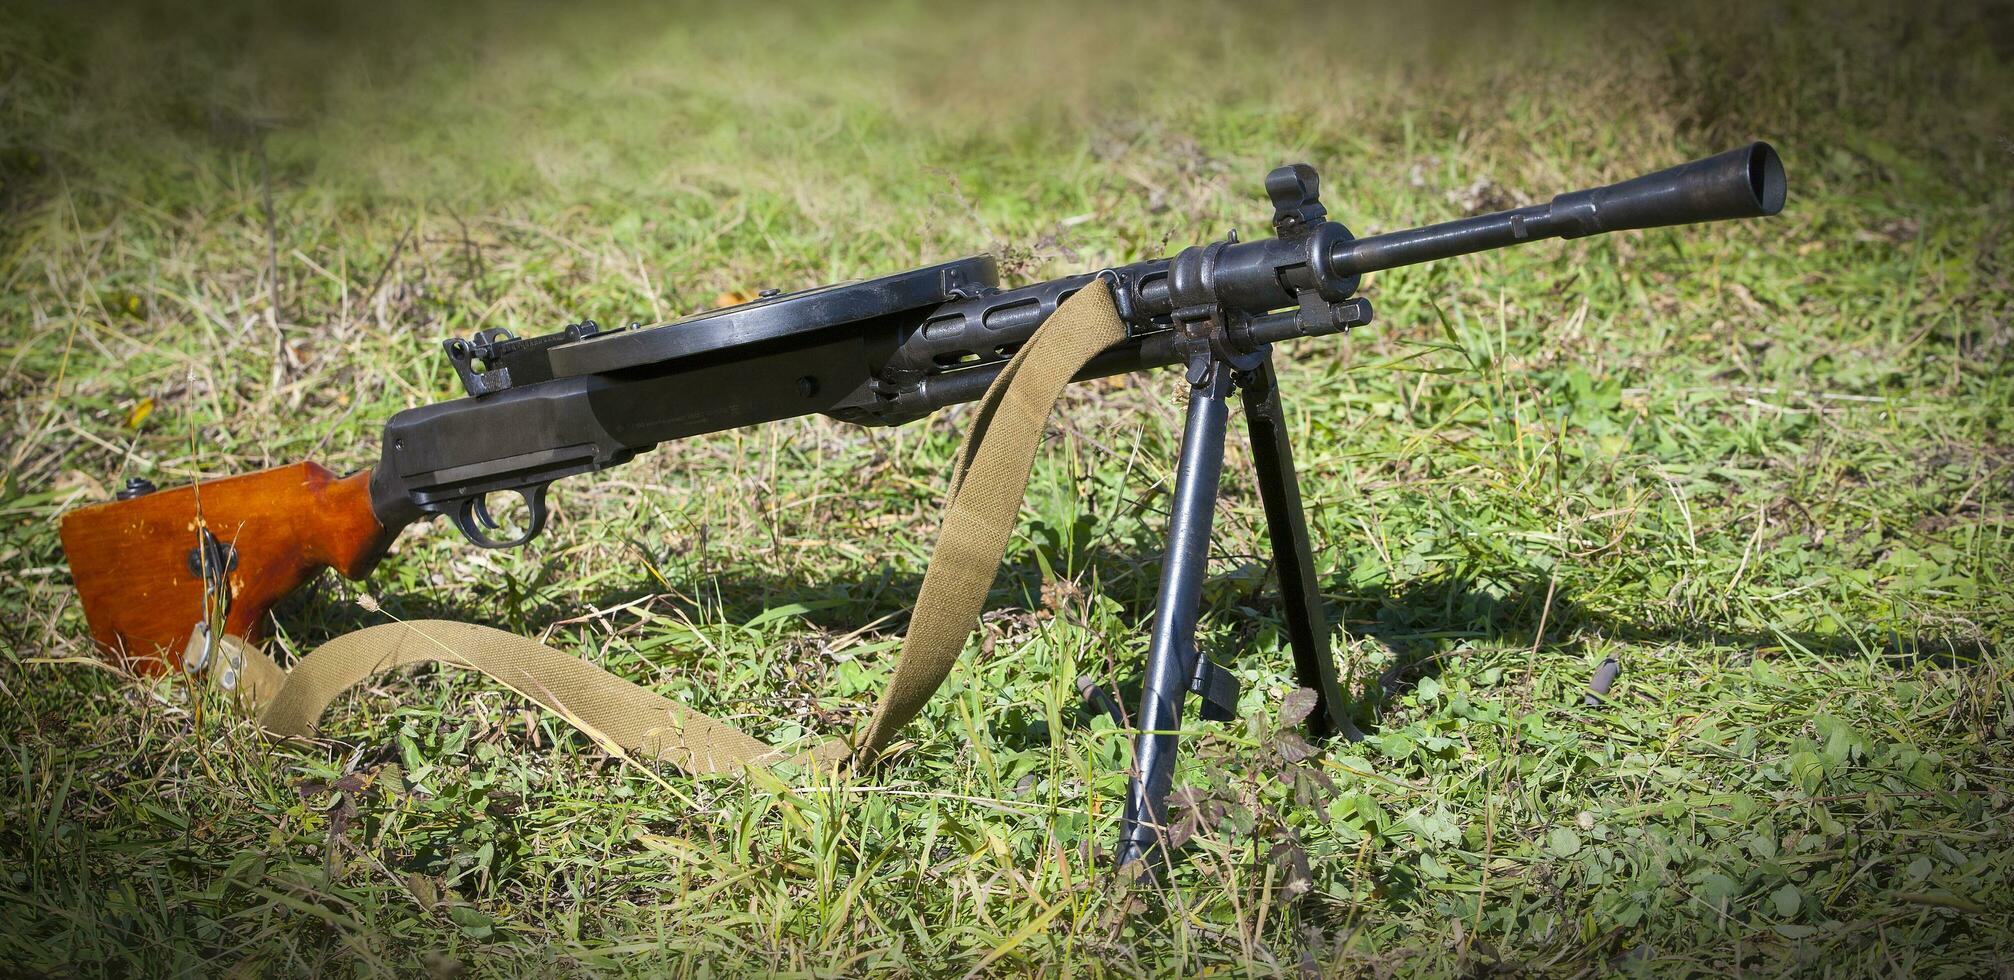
1586 656 1622 707
1239 356 1359 742
187 527 235 619
185 529 238 580
1077 675 1128 728
878 260 1167 389
1329 142 1784 276
547 256 996 377
1116 365 1233 871
1187 655 1240 722
1266 163 1328 238
1112 351 1371 871
370 327 891 538
445 319 612 397
116 477 157 500
836 301 1374 429
451 483 551 548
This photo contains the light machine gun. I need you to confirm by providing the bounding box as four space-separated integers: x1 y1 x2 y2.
59 143 1786 867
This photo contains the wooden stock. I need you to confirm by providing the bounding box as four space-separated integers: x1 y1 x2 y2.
58 463 404 673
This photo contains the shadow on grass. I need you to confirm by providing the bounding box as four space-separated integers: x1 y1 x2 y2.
274 538 1994 751
1309 569 1990 734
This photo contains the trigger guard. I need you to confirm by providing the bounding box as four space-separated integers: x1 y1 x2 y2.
449 485 551 549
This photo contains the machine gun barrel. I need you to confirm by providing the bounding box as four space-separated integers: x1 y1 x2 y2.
881 144 1785 423
1328 142 1784 276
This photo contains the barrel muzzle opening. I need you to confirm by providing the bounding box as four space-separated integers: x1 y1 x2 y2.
1748 141 1787 217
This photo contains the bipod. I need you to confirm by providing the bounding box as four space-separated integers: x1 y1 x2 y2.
1113 343 1363 872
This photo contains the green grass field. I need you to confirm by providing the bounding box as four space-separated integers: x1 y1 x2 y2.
3 0 2011 974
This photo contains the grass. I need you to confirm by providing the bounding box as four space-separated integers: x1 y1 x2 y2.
2 0 2011 974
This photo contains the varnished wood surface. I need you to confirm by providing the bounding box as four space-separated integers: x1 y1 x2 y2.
58 463 404 673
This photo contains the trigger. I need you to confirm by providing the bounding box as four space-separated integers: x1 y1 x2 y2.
449 485 553 549
519 483 551 539
450 497 504 548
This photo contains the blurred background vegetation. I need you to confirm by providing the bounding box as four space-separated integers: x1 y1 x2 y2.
6 1 2004 217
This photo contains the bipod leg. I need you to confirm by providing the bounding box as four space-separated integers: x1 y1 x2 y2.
1115 364 1234 871
1238 355 1361 742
